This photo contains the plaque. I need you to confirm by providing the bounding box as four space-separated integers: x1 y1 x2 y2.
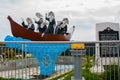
99 27 119 57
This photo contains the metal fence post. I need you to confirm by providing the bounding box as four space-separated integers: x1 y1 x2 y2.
70 43 86 80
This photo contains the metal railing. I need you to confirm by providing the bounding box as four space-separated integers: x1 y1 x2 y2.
0 41 120 80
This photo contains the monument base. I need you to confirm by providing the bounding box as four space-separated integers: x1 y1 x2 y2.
90 65 104 74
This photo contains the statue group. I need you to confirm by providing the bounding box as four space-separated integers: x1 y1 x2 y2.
21 11 74 37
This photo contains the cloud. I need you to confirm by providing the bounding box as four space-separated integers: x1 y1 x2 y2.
0 0 120 41
43 0 58 2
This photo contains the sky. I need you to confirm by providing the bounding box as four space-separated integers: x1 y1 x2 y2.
0 0 120 41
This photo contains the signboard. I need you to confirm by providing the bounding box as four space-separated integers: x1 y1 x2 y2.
99 27 119 57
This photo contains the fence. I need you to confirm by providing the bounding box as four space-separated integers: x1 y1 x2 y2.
0 41 120 80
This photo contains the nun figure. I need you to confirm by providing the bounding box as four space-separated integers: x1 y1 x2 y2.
56 18 69 34
45 11 56 34
21 17 35 31
34 12 47 33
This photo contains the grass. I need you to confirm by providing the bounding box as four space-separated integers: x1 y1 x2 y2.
50 70 73 80
63 71 74 80
63 69 102 80
0 77 23 80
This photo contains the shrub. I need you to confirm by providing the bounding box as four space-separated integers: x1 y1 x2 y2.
102 65 120 80
7 49 15 58
82 56 94 69
82 69 102 80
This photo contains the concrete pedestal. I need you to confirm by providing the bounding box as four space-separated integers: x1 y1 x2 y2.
70 50 86 80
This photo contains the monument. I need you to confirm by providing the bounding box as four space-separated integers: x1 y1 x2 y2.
91 22 120 74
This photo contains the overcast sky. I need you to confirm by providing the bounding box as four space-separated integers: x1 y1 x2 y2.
0 0 120 41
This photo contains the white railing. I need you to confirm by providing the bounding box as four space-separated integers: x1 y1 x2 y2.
0 41 120 80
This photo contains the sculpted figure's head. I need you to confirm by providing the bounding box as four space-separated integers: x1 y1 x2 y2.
48 11 55 18
36 12 43 18
26 17 33 24
63 18 69 24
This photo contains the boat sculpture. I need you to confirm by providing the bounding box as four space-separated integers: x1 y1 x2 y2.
5 16 73 76
7 16 72 41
